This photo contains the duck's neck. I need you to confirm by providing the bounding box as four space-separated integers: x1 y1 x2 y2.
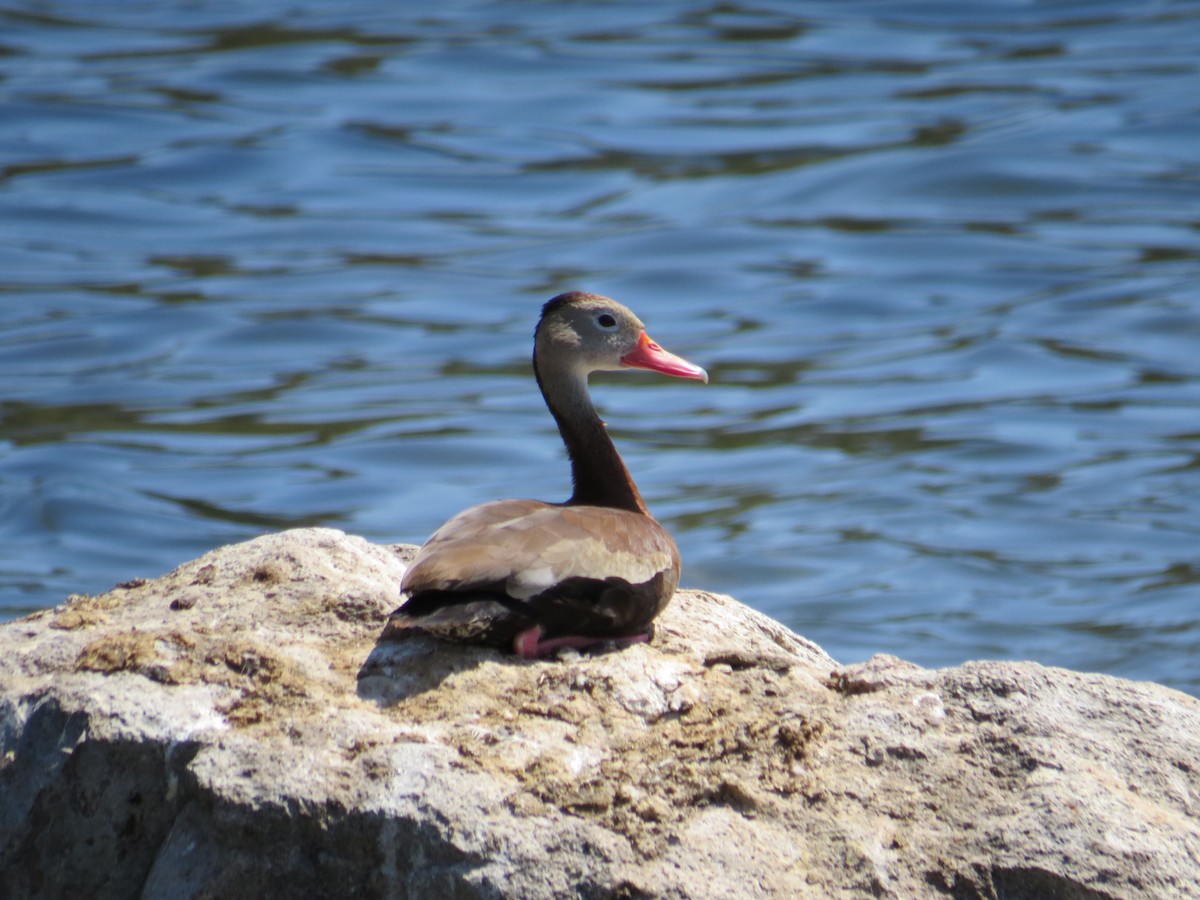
535 359 648 515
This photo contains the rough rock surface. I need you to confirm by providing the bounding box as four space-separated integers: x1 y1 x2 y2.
1 528 1198 899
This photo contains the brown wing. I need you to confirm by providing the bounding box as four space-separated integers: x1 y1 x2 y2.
401 499 679 601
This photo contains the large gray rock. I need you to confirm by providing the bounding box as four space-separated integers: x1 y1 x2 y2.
1 528 1198 898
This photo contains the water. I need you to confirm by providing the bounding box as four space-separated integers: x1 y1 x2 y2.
3 1 1199 696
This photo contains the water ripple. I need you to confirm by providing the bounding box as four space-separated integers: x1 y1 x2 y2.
2 1 1199 694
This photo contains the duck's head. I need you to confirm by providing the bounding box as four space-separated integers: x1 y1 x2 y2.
534 291 708 383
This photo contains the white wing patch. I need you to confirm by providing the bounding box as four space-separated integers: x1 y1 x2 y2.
510 566 556 600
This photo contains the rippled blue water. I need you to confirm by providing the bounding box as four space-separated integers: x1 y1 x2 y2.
3 1 1199 694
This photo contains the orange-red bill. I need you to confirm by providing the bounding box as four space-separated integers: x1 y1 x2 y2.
619 331 708 383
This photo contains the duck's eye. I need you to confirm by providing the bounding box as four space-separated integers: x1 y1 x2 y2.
597 313 617 328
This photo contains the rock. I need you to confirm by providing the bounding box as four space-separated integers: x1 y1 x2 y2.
1 527 1198 898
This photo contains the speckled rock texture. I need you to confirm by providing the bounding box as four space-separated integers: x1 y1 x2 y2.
2 528 1198 898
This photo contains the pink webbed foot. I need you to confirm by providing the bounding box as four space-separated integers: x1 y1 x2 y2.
512 625 651 659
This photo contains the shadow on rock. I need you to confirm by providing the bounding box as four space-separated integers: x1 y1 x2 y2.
356 630 510 705
356 624 658 705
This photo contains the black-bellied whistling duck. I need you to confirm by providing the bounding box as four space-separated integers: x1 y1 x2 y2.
386 291 708 659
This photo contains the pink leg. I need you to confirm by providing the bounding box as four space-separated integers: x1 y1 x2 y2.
512 625 651 659
513 625 544 659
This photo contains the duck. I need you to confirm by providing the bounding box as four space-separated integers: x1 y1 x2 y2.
385 291 708 659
